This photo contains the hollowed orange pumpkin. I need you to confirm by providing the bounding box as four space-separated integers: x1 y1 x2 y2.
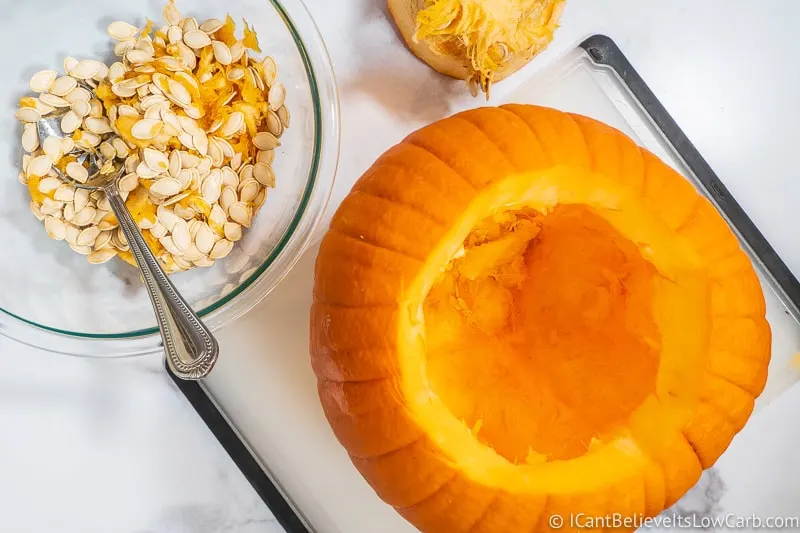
310 105 771 532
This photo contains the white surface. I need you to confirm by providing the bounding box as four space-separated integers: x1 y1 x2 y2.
2 1 800 532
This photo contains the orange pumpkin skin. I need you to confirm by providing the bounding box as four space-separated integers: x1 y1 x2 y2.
310 105 770 532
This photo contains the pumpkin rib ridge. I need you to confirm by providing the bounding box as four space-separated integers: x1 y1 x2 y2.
457 108 552 172
449 115 521 171
326 228 425 266
329 218 431 263
563 112 599 172
499 104 554 166
354 188 452 229
502 105 558 164
400 138 480 194
569 112 624 182
464 493 501 533
319 375 389 385
494 105 551 165
349 432 426 460
354 162 459 225
402 138 489 193
396 470 461 510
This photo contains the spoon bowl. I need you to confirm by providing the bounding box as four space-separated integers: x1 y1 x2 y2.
36 117 220 380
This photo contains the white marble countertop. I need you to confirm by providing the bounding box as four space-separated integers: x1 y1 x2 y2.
3 1 800 532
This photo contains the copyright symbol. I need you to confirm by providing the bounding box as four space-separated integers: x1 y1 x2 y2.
549 514 564 529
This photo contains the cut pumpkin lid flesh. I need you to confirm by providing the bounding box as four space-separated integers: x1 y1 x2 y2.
389 0 565 96
311 106 770 530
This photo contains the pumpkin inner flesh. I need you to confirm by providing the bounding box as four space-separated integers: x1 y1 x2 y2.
423 204 661 463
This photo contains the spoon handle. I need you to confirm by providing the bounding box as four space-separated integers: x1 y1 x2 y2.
104 184 219 380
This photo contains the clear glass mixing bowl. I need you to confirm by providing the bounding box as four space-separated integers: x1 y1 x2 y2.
0 0 339 356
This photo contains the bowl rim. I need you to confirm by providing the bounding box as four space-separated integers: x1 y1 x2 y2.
0 0 341 356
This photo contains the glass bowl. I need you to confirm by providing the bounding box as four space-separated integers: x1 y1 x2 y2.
0 0 339 356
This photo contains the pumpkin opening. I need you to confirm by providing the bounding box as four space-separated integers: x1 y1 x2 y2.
423 204 661 463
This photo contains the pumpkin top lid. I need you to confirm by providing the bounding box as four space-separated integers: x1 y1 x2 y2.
414 0 565 95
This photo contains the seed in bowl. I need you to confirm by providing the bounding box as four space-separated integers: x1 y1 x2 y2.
15 0 288 274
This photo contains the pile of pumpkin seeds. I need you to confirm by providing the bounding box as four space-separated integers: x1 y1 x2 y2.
15 0 288 273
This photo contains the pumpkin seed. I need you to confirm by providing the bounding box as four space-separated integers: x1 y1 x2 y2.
208 138 224 167
136 161 161 179
126 49 153 64
156 205 181 232
230 41 245 63
28 155 53 178
37 176 61 194
72 206 96 227
112 138 130 159
262 56 278 86
249 66 265 91
219 111 244 138
212 41 232 66
256 149 275 165
221 166 239 188
176 42 197 70
68 243 91 255
108 62 126 83
209 239 234 260
72 99 92 118
183 29 211 49
60 111 82 134
171 220 192 252
163 192 190 206
29 70 58 93
76 226 100 247
180 152 200 169
84 117 112 134
228 202 252 228
21 124 39 153
97 195 112 212
29 201 45 222
227 67 246 81
95 231 113 250
253 162 275 187
224 222 242 242
167 25 183 45
64 223 80 244
16 107 41 123
99 142 117 161
98 217 119 231
252 132 279 151
131 119 163 140
88 99 104 118
163 0 181 25
239 180 261 203
51 76 78 97
268 83 286 110
220 186 237 212
54 185 76 203
144 148 170 173
88 248 118 265
159 235 181 256
70 60 104 80
44 216 67 240
201 170 222 203
107 21 139 41
192 130 209 157
74 189 89 212
266 109 283 137
151 177 182 197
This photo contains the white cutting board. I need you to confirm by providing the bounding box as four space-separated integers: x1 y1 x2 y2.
202 45 800 533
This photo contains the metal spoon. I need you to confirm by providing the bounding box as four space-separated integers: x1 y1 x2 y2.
38 115 219 380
